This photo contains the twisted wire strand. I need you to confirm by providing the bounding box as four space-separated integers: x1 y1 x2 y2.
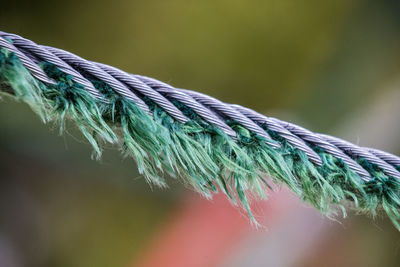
132 74 238 138
1 31 399 182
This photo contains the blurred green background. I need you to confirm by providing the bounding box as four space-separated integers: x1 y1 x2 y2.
0 0 400 266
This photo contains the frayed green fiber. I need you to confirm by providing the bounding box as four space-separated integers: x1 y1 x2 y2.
0 48 117 159
1 47 400 230
40 62 117 158
0 49 48 121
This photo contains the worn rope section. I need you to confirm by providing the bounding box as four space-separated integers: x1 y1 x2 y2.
1 31 400 229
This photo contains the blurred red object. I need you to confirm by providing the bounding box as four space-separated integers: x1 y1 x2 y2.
134 187 327 267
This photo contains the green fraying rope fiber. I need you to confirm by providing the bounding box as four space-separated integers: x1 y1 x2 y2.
1 47 400 230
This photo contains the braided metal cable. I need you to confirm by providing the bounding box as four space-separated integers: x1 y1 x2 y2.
1 31 399 182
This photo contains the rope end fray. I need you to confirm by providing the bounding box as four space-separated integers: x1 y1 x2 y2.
1 31 400 230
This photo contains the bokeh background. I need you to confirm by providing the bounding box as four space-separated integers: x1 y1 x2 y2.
1 0 400 266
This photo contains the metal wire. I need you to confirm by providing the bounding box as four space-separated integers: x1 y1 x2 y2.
1 31 399 181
